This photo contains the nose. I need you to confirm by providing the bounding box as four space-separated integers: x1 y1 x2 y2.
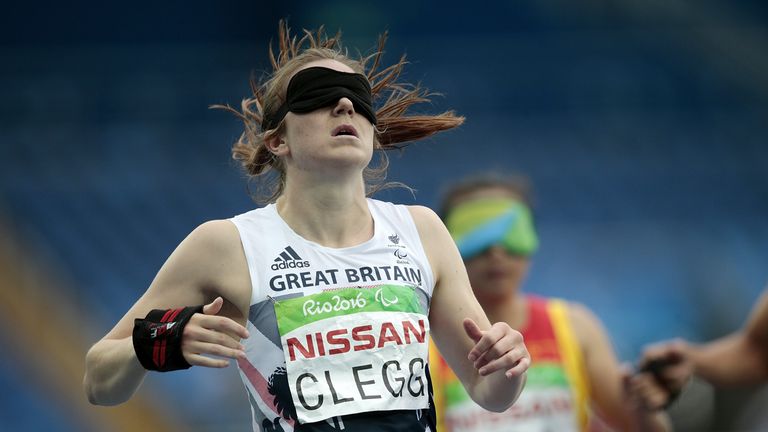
484 245 508 259
332 97 355 117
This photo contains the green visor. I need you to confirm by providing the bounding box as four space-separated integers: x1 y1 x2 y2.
445 198 538 260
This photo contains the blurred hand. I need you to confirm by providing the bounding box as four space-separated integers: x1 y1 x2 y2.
181 297 249 368
621 364 673 411
464 318 530 379
634 339 694 409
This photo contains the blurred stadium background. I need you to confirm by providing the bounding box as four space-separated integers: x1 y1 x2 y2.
1 1 767 431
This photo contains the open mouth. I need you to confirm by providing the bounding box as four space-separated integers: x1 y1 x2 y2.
331 124 359 138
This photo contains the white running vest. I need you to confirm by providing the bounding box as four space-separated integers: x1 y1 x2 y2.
230 199 436 432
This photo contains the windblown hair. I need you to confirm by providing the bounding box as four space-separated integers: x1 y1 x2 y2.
215 20 465 203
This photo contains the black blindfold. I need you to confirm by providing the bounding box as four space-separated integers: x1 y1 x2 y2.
262 67 376 130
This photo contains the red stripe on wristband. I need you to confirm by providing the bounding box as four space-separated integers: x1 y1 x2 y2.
161 309 174 323
160 340 167 367
153 340 161 367
167 308 183 322
153 308 183 368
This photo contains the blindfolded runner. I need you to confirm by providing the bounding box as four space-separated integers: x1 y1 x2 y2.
84 21 530 432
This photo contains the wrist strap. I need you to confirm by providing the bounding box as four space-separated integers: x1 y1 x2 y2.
132 305 203 372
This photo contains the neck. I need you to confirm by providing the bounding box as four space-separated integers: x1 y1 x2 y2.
276 174 373 248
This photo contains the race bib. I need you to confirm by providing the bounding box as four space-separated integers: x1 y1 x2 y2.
445 363 578 432
274 285 430 424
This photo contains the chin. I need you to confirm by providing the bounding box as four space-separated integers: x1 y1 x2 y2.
473 280 509 294
475 290 512 305
311 158 369 176
331 150 372 168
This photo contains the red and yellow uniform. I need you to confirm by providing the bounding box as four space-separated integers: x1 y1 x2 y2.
430 295 590 432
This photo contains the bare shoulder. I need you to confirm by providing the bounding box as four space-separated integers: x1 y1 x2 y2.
190 218 249 288
186 219 242 252
564 301 609 349
566 301 601 327
102 219 251 339
405 204 464 286
405 204 442 226
161 219 241 272
168 219 246 277
155 219 251 314
405 205 452 251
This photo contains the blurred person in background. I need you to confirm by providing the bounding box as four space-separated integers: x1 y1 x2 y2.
83 21 531 432
429 173 671 432
638 287 768 408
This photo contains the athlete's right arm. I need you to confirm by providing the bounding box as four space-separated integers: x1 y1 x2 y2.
83 220 251 406
692 287 768 386
642 288 768 394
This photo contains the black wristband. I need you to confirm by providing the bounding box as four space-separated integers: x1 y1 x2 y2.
132 305 203 372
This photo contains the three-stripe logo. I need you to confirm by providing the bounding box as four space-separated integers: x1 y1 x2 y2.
271 246 311 270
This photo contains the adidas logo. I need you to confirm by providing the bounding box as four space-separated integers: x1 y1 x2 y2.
270 246 311 271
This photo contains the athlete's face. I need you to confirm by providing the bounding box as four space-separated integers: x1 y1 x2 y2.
454 187 532 300
275 59 375 174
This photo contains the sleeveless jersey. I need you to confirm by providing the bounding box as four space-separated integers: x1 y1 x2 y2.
230 199 437 432
430 295 590 432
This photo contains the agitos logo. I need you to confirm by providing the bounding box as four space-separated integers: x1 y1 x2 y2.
271 246 311 271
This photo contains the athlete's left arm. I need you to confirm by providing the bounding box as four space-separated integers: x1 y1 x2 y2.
408 205 529 412
569 303 671 432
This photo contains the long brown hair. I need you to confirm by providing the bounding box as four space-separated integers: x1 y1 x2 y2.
214 20 465 203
